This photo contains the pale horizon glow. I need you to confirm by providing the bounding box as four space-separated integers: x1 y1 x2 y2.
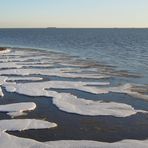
0 0 148 28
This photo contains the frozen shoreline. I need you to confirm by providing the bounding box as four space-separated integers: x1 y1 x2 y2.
0 47 148 147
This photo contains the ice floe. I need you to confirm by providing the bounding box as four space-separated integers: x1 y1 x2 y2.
3 82 17 92
0 87 4 97
0 118 57 148
2 81 147 117
46 140 148 148
107 83 148 101
0 102 36 117
0 62 22 69
0 68 108 79
1 65 148 117
0 48 11 54
7 76 43 81
3 81 109 95
0 133 148 148
52 92 147 117
0 132 48 148
0 76 8 85
45 140 148 148
0 48 148 148
0 119 57 132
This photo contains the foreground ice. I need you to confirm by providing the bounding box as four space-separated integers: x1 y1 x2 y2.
45 140 148 148
0 118 147 148
5 81 109 95
7 76 43 81
107 83 148 101
0 119 57 132
2 81 146 117
0 102 36 117
0 48 148 147
0 132 148 148
52 92 147 117
0 62 22 69
0 87 4 97
0 76 7 85
0 68 108 79
0 48 147 118
0 119 58 148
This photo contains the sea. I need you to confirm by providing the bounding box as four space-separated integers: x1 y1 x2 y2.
0 28 147 83
0 28 148 145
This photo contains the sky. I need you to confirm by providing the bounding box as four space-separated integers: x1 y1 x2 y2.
0 0 148 28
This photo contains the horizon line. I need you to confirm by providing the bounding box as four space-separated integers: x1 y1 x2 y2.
0 27 148 29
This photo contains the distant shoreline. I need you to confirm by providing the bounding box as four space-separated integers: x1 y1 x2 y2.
0 28 148 29
47 27 57 29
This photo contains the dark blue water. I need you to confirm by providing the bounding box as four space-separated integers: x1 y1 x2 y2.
0 29 148 143
0 28 148 84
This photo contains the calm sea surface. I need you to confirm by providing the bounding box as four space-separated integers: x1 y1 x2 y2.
0 28 148 83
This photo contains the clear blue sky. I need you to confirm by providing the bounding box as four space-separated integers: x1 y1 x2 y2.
0 0 148 28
